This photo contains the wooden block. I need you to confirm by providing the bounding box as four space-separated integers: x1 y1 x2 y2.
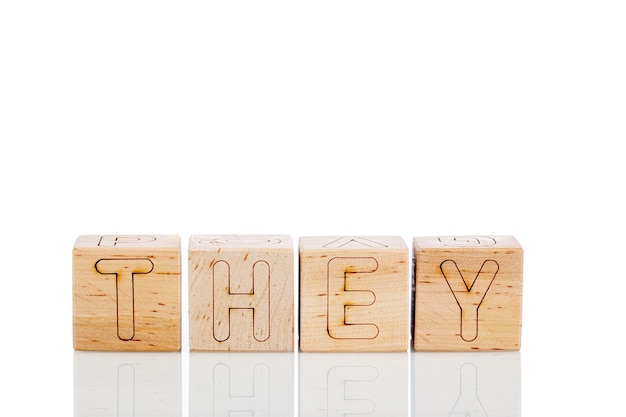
299 236 409 352
413 236 523 351
73 235 181 351
189 235 294 351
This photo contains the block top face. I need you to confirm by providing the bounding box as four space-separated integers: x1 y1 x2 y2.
299 236 407 251
413 235 521 250
189 234 292 251
74 235 180 250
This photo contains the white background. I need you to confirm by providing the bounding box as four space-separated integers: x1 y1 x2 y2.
1 1 624 415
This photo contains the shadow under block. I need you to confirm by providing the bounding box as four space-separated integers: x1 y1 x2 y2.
73 235 181 351
299 236 409 352
413 236 523 351
189 235 294 351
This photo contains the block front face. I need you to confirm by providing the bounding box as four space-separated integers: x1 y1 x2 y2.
73 235 181 351
299 236 409 352
413 236 523 351
189 235 294 351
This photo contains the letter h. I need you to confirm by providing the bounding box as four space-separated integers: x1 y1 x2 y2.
212 260 271 342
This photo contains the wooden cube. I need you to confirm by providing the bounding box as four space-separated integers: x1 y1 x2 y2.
189 235 294 351
73 235 181 351
413 236 523 351
299 236 409 352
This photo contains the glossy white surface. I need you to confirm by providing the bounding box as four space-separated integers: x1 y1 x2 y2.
74 352 182 416
300 353 408 416
189 353 293 417
413 353 520 417
71 351 521 416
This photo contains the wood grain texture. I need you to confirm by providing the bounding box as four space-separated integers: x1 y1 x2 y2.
189 235 294 351
73 235 181 351
413 236 523 351
299 236 409 352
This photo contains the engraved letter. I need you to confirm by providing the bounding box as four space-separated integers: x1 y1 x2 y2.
95 258 154 341
327 257 379 339
440 260 499 342
213 260 270 342
438 237 496 247
98 235 156 247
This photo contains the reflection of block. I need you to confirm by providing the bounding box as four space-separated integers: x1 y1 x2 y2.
413 236 523 351
73 235 181 351
74 351 182 417
189 352 294 417
413 352 521 417
189 235 294 351
300 352 408 416
299 236 409 352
